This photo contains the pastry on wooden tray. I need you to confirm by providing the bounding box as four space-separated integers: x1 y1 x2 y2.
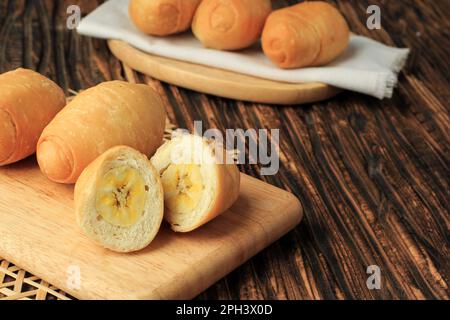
192 0 272 50
262 1 350 69
75 146 164 252
0 68 65 166
37 81 166 184
151 133 240 232
129 0 202 36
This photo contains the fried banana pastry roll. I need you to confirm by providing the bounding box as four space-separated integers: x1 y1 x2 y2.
75 146 164 252
192 0 272 50
0 68 65 166
129 0 202 36
262 1 350 69
37 81 166 184
151 133 240 232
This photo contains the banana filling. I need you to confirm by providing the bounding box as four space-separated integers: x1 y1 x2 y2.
95 166 147 227
161 164 204 215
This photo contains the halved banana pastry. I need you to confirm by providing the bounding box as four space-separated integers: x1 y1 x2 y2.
151 134 240 232
75 146 164 253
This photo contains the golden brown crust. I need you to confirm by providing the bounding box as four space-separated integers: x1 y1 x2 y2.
192 0 272 51
37 81 166 184
174 162 240 232
171 142 241 233
262 1 350 69
0 68 66 166
0 109 16 164
129 0 202 36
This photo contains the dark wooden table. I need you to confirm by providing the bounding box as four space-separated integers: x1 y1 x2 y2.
1 0 448 300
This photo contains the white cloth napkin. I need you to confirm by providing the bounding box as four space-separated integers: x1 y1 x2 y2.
77 0 410 99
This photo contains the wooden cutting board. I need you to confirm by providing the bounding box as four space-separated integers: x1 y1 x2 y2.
0 157 302 300
108 40 341 105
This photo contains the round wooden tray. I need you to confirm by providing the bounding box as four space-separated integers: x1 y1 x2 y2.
108 40 341 105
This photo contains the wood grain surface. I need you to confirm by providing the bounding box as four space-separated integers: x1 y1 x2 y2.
0 0 449 300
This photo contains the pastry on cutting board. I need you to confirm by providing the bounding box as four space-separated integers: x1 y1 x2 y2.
151 133 240 232
0 68 66 166
37 80 166 184
192 0 272 51
262 1 350 69
129 0 202 36
75 146 164 252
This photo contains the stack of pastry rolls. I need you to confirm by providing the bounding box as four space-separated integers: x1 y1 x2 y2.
128 0 350 68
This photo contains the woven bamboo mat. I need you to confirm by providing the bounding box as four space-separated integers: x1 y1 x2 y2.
0 257 71 300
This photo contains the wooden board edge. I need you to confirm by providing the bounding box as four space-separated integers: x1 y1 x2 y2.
0 168 303 300
137 193 302 299
142 179 303 300
107 40 341 105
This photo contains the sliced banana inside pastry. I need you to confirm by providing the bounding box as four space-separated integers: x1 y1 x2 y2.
75 146 164 252
161 163 204 216
95 166 147 228
151 134 240 232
